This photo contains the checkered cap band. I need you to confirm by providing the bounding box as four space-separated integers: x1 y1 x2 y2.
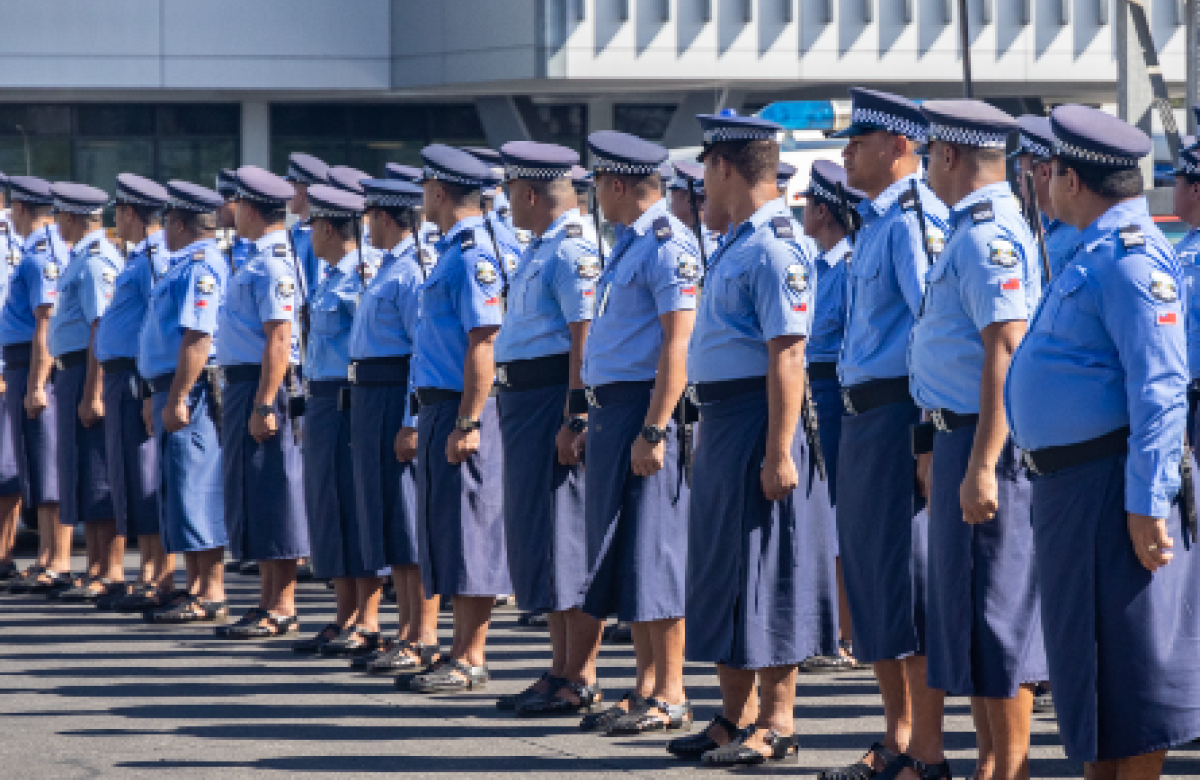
309 205 358 219
422 165 483 188
702 127 784 145
286 162 323 185
850 107 927 141
1054 138 1140 168
927 122 1009 149
1017 134 1052 159
808 180 840 205
1178 156 1200 176
114 185 164 209
504 163 570 181
590 152 661 176
667 176 703 193
10 191 51 205
366 192 421 209
234 184 282 204
166 196 213 213
52 199 103 216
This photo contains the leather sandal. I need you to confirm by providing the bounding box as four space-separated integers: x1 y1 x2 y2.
516 610 548 628
319 626 381 657
29 570 75 595
818 742 902 780
111 582 159 612
57 577 112 603
516 679 603 717
409 658 489 693
351 638 394 670
0 560 18 580
367 640 438 675
5 565 46 593
603 621 633 644
702 726 799 766
223 610 298 640
292 623 342 654
606 696 692 735
139 588 193 620
95 583 133 611
215 607 267 638
395 656 448 691
580 692 645 732
147 595 230 624
496 672 558 711
667 714 743 759
876 755 952 780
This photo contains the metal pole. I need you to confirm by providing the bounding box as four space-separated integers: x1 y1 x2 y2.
15 125 30 175
958 0 974 98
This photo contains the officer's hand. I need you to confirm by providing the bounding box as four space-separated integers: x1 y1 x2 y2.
162 397 190 434
960 465 999 525
249 410 278 443
79 396 104 428
761 451 799 502
24 385 47 419
573 430 587 465
915 452 932 500
394 427 418 463
446 428 480 465
0 375 9 395
142 398 154 436
630 436 665 477
1128 512 1174 572
557 423 582 467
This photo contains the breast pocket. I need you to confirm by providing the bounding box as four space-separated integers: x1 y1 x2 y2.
1047 268 1087 335
312 298 347 337
517 266 545 314
419 278 451 320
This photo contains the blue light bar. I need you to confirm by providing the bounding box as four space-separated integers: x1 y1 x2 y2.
756 100 835 131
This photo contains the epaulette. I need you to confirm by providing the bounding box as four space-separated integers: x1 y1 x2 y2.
564 223 583 239
88 243 101 255
460 231 476 250
191 249 206 262
34 240 48 253
652 216 673 242
970 201 995 224
770 216 794 239
899 189 918 212
273 244 288 258
1119 225 1145 249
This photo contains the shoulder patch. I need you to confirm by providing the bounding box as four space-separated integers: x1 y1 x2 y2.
1119 225 1145 249
1150 270 1179 303
926 225 947 255
515 228 532 244
276 276 296 299
786 264 809 293
195 274 216 295
770 216 794 239
652 216 673 242
274 244 288 257
460 232 476 250
503 252 519 274
8 249 20 267
101 269 116 285
474 259 497 285
147 245 157 256
988 238 1018 268
970 201 995 224
564 223 584 239
899 190 918 212
677 255 701 281
192 250 206 261
43 261 59 281
576 255 601 280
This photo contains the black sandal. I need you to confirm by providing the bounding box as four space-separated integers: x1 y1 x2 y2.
876 755 952 780
5 565 46 593
29 571 75 595
818 742 902 780
580 692 645 732
702 726 799 766
367 640 439 674
496 672 558 711
319 626 381 657
0 560 18 580
215 607 268 638
517 679 603 716
147 595 230 624
292 623 341 654
667 714 743 759
606 696 692 735
395 656 448 691
409 658 489 693
57 577 113 603
351 638 395 670
139 588 192 620
95 583 133 611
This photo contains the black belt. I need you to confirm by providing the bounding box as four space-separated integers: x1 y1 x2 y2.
221 364 263 384
686 376 766 405
1022 427 1130 477
53 350 87 371
808 362 838 381
100 357 138 374
416 387 461 407
497 353 569 391
584 380 654 409
349 355 411 386
929 409 979 433
305 379 346 399
841 377 911 416
2 343 30 368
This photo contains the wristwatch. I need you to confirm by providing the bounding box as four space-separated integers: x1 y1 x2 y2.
455 417 482 432
640 424 668 444
564 415 588 434
254 404 274 418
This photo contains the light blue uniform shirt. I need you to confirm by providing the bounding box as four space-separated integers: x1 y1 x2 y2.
481 211 523 290
1005 198 1186 519
808 236 851 365
909 183 1040 414
412 216 505 391
136 239 228 380
217 230 303 366
0 221 24 368
349 236 422 362
1044 216 1082 280
49 229 123 357
581 198 700 386
305 251 365 382
688 199 815 382
227 235 252 275
1178 227 1200 379
0 224 69 347
95 232 171 364
495 208 600 363
838 174 949 387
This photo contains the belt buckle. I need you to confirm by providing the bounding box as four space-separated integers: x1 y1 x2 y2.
53 358 64 371
303 378 311 399
215 367 227 386
1021 450 1041 476
496 365 508 387
841 388 857 416
930 409 948 433
685 384 700 406
348 362 357 384
585 387 600 409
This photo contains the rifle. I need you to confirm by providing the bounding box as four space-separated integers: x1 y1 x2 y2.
590 185 606 271
835 181 858 246
284 226 310 437
1023 170 1053 284
685 179 709 271
479 213 510 311
908 179 935 317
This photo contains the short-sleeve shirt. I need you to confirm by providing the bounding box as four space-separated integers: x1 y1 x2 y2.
1044 216 1082 281
494 208 600 363
580 199 700 386
95 231 173 363
349 236 422 362
304 251 366 382
217 229 303 366
49 229 124 358
0 224 69 347
909 182 1040 414
1178 227 1200 379
136 239 229 380
412 216 505 391
807 236 851 365
688 198 816 382
0 220 24 368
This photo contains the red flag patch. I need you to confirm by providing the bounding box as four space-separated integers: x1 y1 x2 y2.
1001 278 1020 291
583 289 594 297
682 286 696 296
484 297 499 306
1159 312 1178 325
792 303 807 312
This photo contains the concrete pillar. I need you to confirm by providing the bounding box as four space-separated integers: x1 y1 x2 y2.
240 100 271 169
584 97 614 164
1116 2 1156 186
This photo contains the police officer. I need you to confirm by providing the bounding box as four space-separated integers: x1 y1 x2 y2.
0 173 24 584
776 161 796 201
1011 115 1079 282
568 131 698 735
138 181 230 624
0 176 72 595
285 152 330 296
797 160 864 675
215 169 252 275
908 100 1047 780
666 160 720 257
819 88 950 780
96 174 176 612
1007 105 1200 777
215 166 310 640
463 147 524 278
485 141 604 715
670 113 835 766
572 165 592 216
405 144 510 694
1175 144 1200 446
327 167 385 269
347 178 439 674
385 163 444 263
46 183 124 604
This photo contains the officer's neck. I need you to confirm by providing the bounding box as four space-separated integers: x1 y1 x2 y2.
24 214 53 239
812 221 848 254
320 239 356 267
118 219 150 247
528 204 571 238
439 205 482 234
725 180 782 230
862 155 921 202
1062 191 1135 232
608 192 662 228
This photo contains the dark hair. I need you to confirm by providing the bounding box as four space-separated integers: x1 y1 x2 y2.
1181 173 1200 187
436 180 482 208
1054 158 1143 199
706 139 779 186
167 208 214 233
599 171 661 195
313 216 356 241
244 199 288 224
962 146 1006 166
121 202 159 226
814 197 857 234
374 205 420 233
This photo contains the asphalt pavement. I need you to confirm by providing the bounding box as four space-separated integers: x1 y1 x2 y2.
3 552 1200 779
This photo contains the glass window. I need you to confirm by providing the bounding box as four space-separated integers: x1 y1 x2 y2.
271 105 349 138
75 138 155 193
534 104 587 157
76 105 155 136
270 138 353 176
0 105 71 137
614 104 677 141
0 137 71 180
158 105 239 136
427 105 487 142
350 105 428 140
159 137 238 189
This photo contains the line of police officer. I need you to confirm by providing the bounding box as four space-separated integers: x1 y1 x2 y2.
0 91 1199 777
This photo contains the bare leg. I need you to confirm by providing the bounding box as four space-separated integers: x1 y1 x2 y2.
96 519 123 582
980 685 1034 780
971 698 995 780
84 522 101 577
355 576 383 633
332 577 359 627
136 534 156 584
547 610 568 678
258 561 274 611
836 557 854 648
391 564 412 640
193 548 225 602
141 534 174 591
0 495 21 564
1113 751 1167 780
739 665 800 756
648 616 687 705
717 664 759 741
630 621 657 700
897 655 945 779
45 505 71 573
449 595 493 667
264 559 297 616
862 659 912 771
406 567 439 648
548 608 604 705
